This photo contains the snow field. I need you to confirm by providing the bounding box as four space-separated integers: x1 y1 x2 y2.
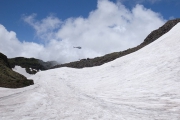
1 23 180 119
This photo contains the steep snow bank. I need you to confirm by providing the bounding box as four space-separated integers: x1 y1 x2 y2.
1 23 180 120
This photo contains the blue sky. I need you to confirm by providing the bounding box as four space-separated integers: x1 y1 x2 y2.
0 0 97 42
0 0 179 63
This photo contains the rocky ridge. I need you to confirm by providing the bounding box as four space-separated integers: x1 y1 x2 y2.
8 57 58 74
52 18 180 69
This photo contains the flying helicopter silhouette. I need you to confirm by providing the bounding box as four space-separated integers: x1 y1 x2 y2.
73 46 82 49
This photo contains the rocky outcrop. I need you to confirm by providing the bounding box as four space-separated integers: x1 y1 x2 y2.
8 57 58 74
52 18 180 69
0 52 11 68
143 18 180 45
0 52 34 88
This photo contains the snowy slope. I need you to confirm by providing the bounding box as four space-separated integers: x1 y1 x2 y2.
12 66 33 78
1 23 180 120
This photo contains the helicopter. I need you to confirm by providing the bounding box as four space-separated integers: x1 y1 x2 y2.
73 46 82 49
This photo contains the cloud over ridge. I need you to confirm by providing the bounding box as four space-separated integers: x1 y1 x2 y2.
0 0 165 63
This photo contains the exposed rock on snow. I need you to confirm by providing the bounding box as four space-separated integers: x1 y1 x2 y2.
8 57 58 74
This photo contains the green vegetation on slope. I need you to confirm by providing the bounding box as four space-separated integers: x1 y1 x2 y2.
0 52 34 88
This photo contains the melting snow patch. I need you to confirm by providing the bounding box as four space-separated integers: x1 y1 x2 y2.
12 66 33 78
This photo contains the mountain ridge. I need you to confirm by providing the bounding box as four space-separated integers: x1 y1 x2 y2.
8 57 58 74
0 18 179 88
6 19 180 71
52 18 180 69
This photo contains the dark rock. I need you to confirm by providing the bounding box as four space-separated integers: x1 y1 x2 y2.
0 52 11 68
8 57 58 74
143 18 180 45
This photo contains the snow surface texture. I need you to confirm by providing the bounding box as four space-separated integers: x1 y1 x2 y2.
1 23 180 120
12 66 32 78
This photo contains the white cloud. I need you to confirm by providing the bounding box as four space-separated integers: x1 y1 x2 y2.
23 14 62 40
0 24 44 59
118 0 162 4
0 0 165 63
